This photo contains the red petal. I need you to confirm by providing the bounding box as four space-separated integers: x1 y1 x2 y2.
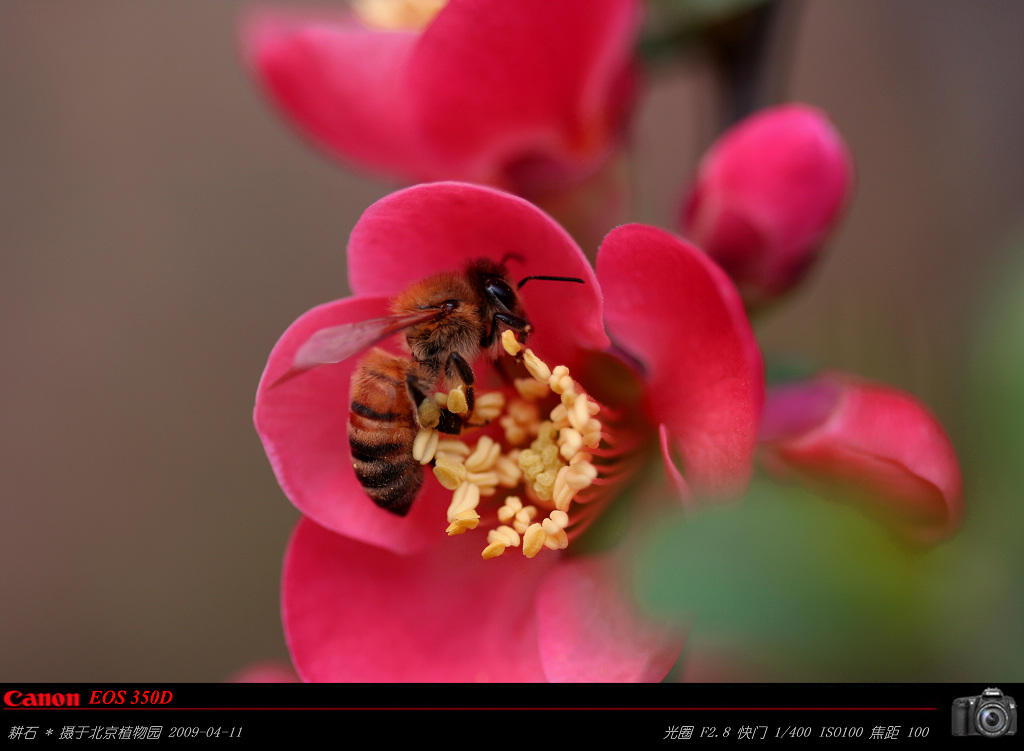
254 296 451 555
759 373 963 544
597 224 764 497
283 517 553 682
536 557 685 682
347 182 609 367
242 10 436 179
409 0 642 188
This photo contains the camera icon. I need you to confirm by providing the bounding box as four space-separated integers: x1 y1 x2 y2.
952 687 1017 737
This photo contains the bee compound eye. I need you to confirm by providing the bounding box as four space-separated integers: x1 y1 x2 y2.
485 279 517 311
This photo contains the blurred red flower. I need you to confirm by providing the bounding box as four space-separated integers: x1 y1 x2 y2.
759 372 963 545
243 0 641 196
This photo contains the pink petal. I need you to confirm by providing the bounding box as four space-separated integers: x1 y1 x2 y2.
597 224 764 497
759 373 963 545
283 516 553 682
409 0 642 189
254 296 452 555
681 103 853 307
347 182 609 368
242 10 436 180
536 557 685 682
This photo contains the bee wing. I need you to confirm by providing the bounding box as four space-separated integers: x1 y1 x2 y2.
271 308 443 387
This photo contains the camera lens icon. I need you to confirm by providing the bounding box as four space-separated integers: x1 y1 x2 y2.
978 703 1011 736
952 687 1017 737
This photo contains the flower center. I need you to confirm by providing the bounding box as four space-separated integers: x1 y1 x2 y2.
412 330 622 560
350 0 448 31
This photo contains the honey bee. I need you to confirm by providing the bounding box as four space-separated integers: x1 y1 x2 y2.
274 258 584 516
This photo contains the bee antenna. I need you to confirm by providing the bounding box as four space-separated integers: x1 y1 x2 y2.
517 275 586 290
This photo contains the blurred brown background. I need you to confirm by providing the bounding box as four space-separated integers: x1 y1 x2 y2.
2 0 1022 681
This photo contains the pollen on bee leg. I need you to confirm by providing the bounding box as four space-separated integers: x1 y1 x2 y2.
412 427 439 464
501 328 522 356
418 398 441 429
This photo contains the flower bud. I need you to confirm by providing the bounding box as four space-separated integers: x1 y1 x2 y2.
758 372 962 545
681 104 853 308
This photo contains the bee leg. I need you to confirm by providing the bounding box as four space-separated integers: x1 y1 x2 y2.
407 370 464 435
445 351 476 413
482 311 532 348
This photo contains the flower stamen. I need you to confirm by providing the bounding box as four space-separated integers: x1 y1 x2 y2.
424 335 626 561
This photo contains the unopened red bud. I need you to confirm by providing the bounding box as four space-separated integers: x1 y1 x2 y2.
681 104 853 308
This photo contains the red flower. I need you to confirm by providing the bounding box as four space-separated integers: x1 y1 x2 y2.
680 103 854 308
759 372 963 545
243 0 641 195
254 182 764 681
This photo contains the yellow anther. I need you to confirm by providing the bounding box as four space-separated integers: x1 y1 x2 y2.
412 428 439 464
522 523 546 558
558 427 583 461
447 482 481 522
544 527 569 550
548 365 570 393
509 399 540 425
514 377 549 401
447 385 469 416
466 470 500 490
481 541 506 559
523 349 552 383
436 439 471 456
487 525 520 548
497 496 524 524
433 455 467 490
569 393 591 432
512 506 537 535
445 510 480 536
566 460 598 489
494 455 523 487
465 435 500 472
501 328 522 356
548 509 569 529
556 377 577 401
472 391 505 422
548 403 569 429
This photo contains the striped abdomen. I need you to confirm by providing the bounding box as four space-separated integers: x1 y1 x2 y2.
347 349 423 516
